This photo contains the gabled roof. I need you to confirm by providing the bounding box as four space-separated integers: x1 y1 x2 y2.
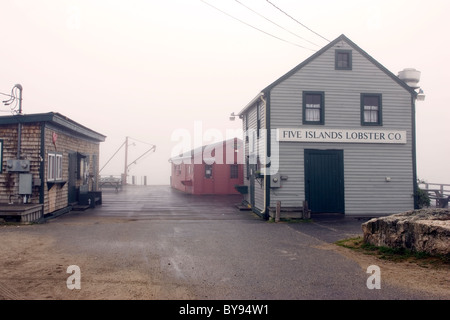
238 34 417 116
169 138 242 163
0 112 106 142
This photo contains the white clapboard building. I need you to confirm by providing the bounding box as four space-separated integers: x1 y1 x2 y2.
237 34 423 219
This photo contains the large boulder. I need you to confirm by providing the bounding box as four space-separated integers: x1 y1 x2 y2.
362 209 450 256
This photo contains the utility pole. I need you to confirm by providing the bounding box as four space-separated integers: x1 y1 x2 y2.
123 136 129 186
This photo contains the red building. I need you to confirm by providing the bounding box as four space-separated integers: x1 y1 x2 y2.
169 138 243 195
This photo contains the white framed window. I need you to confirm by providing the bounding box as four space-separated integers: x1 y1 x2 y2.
48 153 55 181
48 152 63 181
56 154 63 180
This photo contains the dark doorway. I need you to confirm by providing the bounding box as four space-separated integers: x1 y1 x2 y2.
305 149 344 214
68 151 78 205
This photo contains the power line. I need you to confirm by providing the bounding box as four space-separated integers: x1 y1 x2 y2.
99 140 126 173
233 0 320 48
200 0 315 51
1 87 21 114
0 91 14 98
128 136 156 147
265 0 330 43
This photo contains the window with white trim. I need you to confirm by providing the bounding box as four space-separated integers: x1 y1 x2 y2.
56 153 63 180
48 152 63 181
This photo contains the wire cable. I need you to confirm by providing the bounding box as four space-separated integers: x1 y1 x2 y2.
128 136 156 147
99 140 126 173
127 145 156 169
265 0 330 43
234 0 320 48
0 91 14 98
1 88 20 114
200 0 315 50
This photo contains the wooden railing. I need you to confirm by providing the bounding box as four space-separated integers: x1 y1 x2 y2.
418 182 450 208
99 175 122 191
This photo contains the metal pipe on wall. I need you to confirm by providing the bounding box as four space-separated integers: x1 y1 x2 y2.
15 84 23 159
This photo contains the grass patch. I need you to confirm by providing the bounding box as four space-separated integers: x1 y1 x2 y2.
336 237 450 269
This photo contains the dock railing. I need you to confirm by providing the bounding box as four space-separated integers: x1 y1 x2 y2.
99 175 122 192
418 182 450 208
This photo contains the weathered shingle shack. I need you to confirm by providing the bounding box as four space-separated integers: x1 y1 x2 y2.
238 34 421 219
0 112 106 223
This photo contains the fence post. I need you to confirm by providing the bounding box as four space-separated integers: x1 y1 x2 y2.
303 201 311 219
275 201 281 223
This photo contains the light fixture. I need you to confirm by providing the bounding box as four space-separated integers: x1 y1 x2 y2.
417 88 425 101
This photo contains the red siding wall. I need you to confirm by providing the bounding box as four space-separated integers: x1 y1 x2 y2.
170 139 243 195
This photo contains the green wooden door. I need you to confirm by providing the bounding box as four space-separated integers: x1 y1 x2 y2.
305 149 344 214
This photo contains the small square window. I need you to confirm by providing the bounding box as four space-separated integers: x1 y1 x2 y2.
335 50 352 70
205 165 213 179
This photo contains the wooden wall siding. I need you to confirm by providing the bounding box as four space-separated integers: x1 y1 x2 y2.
43 125 100 214
244 101 267 212
270 41 412 132
0 123 41 204
268 40 414 216
269 143 414 215
242 113 250 204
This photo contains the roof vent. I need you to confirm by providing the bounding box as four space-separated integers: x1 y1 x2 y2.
398 68 421 89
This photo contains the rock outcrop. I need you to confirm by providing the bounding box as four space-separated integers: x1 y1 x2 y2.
362 209 450 256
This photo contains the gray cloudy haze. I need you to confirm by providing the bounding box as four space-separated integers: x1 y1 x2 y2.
1 0 449 185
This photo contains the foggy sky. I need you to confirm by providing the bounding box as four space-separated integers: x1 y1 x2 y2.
1 0 449 185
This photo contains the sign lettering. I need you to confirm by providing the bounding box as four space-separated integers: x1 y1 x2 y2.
277 128 407 144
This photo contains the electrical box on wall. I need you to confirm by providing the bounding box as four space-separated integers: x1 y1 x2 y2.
270 173 281 188
19 173 32 195
6 159 30 172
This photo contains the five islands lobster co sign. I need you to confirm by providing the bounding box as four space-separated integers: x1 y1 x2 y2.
277 128 407 144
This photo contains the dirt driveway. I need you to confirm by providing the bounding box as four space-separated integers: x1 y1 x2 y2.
0 186 448 300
